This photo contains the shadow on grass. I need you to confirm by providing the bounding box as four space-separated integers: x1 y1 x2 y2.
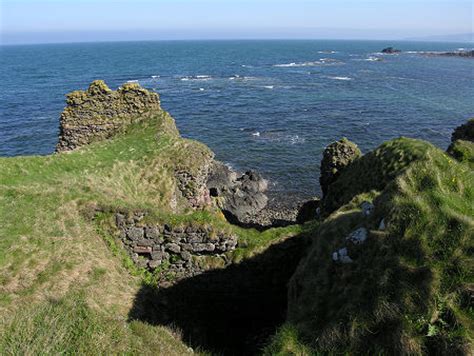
128 233 310 355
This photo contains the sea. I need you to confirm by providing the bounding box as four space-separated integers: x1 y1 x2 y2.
1 40 473 198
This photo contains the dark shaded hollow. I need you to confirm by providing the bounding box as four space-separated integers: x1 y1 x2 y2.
221 209 297 231
128 234 310 355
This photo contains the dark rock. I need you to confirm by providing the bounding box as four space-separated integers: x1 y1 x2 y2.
207 162 268 225
360 201 374 217
451 119 474 143
296 198 321 224
381 47 401 54
424 50 474 58
447 118 474 158
319 138 362 196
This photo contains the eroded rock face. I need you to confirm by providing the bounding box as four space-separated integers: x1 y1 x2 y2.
116 211 237 283
207 162 269 225
451 119 474 143
56 80 162 152
447 118 474 160
319 138 362 196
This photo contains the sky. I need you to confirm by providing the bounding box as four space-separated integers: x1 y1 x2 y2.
1 0 473 44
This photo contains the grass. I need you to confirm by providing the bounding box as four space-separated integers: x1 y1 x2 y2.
0 108 302 354
2 97 472 354
268 138 474 354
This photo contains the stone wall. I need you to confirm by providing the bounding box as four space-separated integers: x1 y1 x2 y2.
56 80 162 152
115 212 238 283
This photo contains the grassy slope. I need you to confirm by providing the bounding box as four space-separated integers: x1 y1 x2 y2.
0 111 300 354
266 138 474 355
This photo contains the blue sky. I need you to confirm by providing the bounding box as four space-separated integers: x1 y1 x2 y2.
1 0 473 44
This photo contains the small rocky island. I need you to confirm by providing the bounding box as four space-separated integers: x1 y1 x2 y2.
1 80 473 355
381 46 401 54
427 49 474 58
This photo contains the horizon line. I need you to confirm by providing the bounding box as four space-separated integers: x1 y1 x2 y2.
2 36 473 47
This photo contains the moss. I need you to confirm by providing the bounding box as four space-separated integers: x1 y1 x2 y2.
323 137 432 214
447 139 474 168
270 141 474 355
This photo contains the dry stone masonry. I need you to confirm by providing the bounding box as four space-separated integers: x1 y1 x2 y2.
57 80 162 152
115 212 238 282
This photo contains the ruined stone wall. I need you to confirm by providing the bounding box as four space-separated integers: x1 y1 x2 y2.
115 212 238 283
56 80 162 152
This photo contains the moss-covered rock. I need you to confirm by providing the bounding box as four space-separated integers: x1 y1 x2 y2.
322 137 431 214
448 139 474 168
319 138 361 196
448 119 474 167
272 140 474 355
451 118 474 143
56 80 162 152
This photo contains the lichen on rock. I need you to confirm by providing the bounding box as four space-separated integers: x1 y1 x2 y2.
56 80 162 152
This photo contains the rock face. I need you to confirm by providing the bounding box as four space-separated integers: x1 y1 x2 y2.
116 211 237 283
381 47 401 54
451 119 474 143
447 119 474 160
427 50 474 58
296 198 321 224
207 162 269 225
175 155 215 208
319 138 362 196
56 80 161 152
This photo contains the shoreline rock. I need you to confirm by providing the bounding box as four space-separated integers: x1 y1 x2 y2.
381 47 401 54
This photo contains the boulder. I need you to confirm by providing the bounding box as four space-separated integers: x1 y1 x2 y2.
447 118 474 160
319 138 362 196
360 201 374 217
451 119 474 143
207 162 268 225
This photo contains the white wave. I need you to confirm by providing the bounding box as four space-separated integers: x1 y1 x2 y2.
329 76 352 81
318 50 337 54
263 85 274 89
229 75 257 81
151 75 160 79
252 132 261 137
365 56 383 62
180 75 212 81
126 80 139 83
289 135 305 145
241 64 253 68
199 88 205 91
274 59 343 67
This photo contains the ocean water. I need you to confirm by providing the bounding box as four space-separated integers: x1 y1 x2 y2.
1 40 473 198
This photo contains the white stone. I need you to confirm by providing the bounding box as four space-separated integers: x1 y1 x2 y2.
379 218 386 230
332 247 353 264
360 201 374 216
346 227 368 245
